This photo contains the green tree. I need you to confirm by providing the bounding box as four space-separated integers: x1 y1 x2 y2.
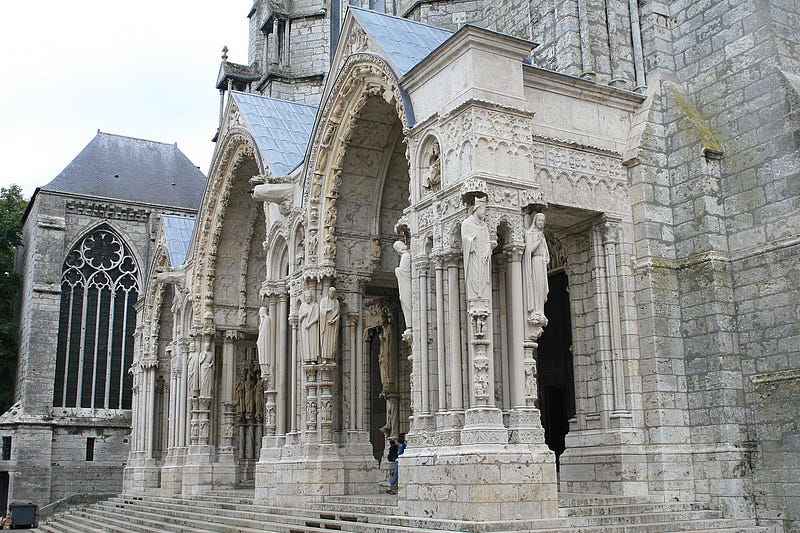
0 185 28 413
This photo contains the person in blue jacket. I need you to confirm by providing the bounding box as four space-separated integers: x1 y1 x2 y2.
386 433 406 494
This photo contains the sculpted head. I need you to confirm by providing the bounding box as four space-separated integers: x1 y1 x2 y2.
328 286 336 298
303 290 312 303
533 212 546 229
471 196 486 219
393 240 407 254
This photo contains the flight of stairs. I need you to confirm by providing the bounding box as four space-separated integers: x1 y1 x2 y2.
32 490 774 533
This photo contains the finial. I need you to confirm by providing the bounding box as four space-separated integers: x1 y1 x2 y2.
221 46 229 61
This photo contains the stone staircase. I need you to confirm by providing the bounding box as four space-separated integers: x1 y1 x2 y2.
32 490 774 533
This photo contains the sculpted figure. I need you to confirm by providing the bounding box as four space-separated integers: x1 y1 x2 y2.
235 379 246 416
523 212 550 322
378 309 395 396
254 376 264 419
199 339 214 398
461 197 493 301
257 306 271 375
244 370 255 417
393 241 412 332
187 349 199 397
298 290 320 363
423 143 441 191
319 286 340 360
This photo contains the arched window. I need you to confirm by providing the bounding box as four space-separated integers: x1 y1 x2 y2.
52 225 139 409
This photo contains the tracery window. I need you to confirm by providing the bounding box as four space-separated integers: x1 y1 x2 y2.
52 226 139 409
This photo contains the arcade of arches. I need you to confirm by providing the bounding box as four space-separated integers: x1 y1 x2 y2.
126 32 659 522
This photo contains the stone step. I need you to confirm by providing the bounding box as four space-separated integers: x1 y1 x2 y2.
558 501 709 517
34 491 774 533
112 494 746 533
101 496 453 533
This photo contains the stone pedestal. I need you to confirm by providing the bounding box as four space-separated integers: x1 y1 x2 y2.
123 454 161 491
181 444 216 496
400 443 558 521
255 443 384 506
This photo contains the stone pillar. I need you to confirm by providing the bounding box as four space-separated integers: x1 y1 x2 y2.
317 362 335 443
177 338 189 447
276 292 289 435
446 256 463 411
264 295 279 437
289 315 299 434
601 216 630 419
417 257 431 416
434 257 447 412
221 331 239 450
347 313 358 431
304 364 318 441
506 246 525 408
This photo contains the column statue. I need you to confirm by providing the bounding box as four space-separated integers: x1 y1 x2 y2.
393 241 412 333
298 290 320 363
187 349 199 397
244 370 255 417
461 197 493 302
378 308 395 397
257 306 271 375
319 286 340 361
199 339 214 398
235 379 246 417
523 212 550 323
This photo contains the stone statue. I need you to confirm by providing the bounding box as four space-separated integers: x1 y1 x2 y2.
257 306 271 375
393 241 412 332
378 309 395 397
235 379 246 416
423 142 441 191
298 290 320 363
523 212 550 323
461 197 493 301
199 339 214 398
254 376 264 419
187 349 199 397
244 371 255 417
319 286 340 361
381 396 399 438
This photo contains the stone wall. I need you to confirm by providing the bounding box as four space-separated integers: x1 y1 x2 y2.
665 0 800 526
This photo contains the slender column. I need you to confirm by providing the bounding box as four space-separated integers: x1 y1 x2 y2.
506 247 526 408
271 19 280 65
629 0 646 89
277 292 289 434
178 339 188 447
605 0 623 84
418 258 431 414
355 291 365 429
497 255 510 411
577 0 595 79
601 216 629 416
434 258 446 412
446 257 463 410
265 295 279 436
289 315 299 433
221 331 239 449
146 368 156 458
348 313 358 429
304 364 318 441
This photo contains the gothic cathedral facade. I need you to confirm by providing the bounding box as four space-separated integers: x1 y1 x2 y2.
123 0 798 529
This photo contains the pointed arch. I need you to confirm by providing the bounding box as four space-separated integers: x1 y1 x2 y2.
53 223 140 409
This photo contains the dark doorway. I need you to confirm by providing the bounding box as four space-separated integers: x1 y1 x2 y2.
0 471 8 516
537 271 575 467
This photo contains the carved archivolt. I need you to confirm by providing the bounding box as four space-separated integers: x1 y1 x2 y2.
301 55 411 278
192 132 260 328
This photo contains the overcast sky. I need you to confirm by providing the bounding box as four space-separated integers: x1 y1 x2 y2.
1 1 253 198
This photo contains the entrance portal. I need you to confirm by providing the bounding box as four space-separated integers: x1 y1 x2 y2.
537 271 575 466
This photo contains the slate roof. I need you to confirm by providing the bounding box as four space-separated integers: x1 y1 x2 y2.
350 7 453 75
161 214 195 266
231 92 318 176
42 132 207 210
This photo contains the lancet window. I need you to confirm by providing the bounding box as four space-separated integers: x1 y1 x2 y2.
52 225 139 409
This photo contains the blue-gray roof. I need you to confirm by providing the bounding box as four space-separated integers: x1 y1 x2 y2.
42 132 206 210
231 92 318 176
350 7 453 75
161 214 195 266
